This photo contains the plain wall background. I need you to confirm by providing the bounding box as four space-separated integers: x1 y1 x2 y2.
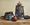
0 0 30 16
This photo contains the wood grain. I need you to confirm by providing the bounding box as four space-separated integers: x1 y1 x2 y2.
0 19 30 25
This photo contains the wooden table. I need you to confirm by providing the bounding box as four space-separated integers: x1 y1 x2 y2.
0 19 30 25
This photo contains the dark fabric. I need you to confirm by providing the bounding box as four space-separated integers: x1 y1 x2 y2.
15 3 24 17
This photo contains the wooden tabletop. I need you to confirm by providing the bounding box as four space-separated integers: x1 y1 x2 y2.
0 19 30 25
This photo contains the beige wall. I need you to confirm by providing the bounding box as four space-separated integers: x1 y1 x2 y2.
0 0 30 16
